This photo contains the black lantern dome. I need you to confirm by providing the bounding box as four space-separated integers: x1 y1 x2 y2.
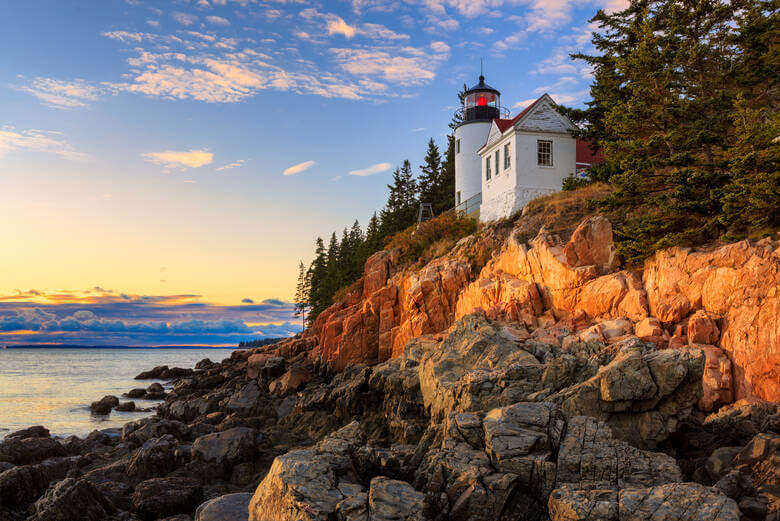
462 75 501 123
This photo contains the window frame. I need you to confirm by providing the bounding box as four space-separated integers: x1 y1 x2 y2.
456 191 461 205
485 156 491 180
456 139 460 154
495 150 500 176
537 139 553 167
503 143 511 170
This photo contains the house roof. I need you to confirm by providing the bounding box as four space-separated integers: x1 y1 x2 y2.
493 95 543 134
576 138 605 165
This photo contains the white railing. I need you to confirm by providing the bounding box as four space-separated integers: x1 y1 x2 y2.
454 192 482 216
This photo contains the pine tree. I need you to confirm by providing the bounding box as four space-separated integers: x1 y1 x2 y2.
380 160 418 236
418 138 449 215
449 83 468 131
307 237 328 323
293 261 310 329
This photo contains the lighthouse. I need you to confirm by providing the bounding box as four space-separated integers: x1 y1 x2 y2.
453 74 506 216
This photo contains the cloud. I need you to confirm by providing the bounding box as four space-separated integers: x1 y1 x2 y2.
172 12 198 25
513 98 537 109
0 127 88 160
348 162 391 176
206 15 230 25
241 298 255 304
327 16 356 38
0 291 301 346
331 41 449 85
19 78 107 109
216 159 245 171
143 149 214 169
411 127 425 132
283 160 316 176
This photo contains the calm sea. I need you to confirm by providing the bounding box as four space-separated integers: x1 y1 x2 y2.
0 348 235 439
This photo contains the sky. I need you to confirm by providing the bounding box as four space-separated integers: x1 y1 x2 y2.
0 0 622 346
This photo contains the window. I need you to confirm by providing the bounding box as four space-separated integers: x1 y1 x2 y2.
495 150 500 175
504 143 511 170
456 191 461 205
537 140 553 166
456 139 460 154
485 157 491 180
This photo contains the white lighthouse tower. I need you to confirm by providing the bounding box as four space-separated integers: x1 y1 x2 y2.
453 74 505 216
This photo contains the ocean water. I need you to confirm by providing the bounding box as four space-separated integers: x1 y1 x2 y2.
0 348 235 439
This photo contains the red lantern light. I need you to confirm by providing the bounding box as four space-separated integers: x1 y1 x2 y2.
477 96 487 106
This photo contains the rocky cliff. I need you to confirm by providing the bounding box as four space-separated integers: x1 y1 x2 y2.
273 215 779 405
0 214 777 521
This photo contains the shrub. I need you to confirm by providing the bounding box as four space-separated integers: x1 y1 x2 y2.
385 211 477 267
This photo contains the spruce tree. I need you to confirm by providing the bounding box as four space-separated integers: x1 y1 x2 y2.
418 138 449 215
380 160 418 236
293 261 310 329
307 237 328 323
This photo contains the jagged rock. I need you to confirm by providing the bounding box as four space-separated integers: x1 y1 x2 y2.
697 345 733 411
643 241 779 401
122 418 190 446
368 477 426 521
688 310 720 344
115 401 136 412
269 367 312 397
147 383 164 393
191 427 257 467
730 433 780 512
91 395 120 415
225 382 263 417
132 477 203 521
0 464 50 508
556 416 681 489
619 483 739 521
418 314 541 421
562 215 620 272
28 478 115 521
247 354 285 380
715 471 756 502
194 492 252 521
0 434 66 465
549 483 739 521
125 388 147 399
135 366 194 380
705 446 742 482
5 426 50 439
126 435 179 483
248 422 364 521
161 398 218 423
551 345 705 448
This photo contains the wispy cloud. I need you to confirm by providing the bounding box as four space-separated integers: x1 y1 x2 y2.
206 15 230 25
216 159 245 171
0 127 88 160
143 149 214 170
349 162 391 176
283 160 316 176
19 78 107 109
172 11 198 25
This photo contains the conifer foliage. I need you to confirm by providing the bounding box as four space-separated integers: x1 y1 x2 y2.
299 135 460 326
572 0 778 264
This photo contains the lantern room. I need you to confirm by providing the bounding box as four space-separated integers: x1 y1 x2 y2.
462 75 501 123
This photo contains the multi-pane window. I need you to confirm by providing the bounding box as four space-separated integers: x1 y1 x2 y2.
495 150 500 175
485 157 491 180
537 140 552 166
456 139 460 154
504 143 511 169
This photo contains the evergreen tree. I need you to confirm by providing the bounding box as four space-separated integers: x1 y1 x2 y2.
441 134 456 210
380 160 418 235
307 237 328 323
449 83 468 130
293 261 310 329
571 0 777 263
419 138 452 215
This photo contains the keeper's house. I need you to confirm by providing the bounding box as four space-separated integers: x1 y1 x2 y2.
453 75 603 222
